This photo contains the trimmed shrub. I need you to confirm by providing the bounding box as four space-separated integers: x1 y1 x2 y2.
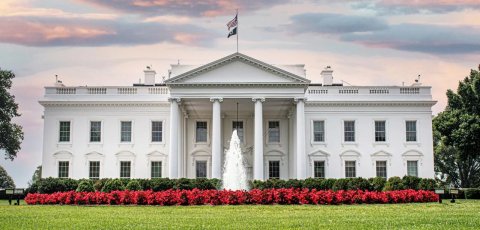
402 176 421 190
303 178 323 190
285 179 303 189
102 179 125 192
370 177 387 192
76 180 95 192
93 178 109 192
321 178 336 190
192 178 216 190
464 188 480 199
150 178 174 191
332 178 349 191
126 180 142 191
174 178 194 190
347 178 372 191
418 178 436 191
384 177 404 191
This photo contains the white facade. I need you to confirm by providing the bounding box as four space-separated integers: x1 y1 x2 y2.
39 53 436 180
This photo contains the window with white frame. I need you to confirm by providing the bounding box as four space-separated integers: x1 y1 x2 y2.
151 121 163 142
89 161 100 179
196 160 207 178
375 121 386 142
90 121 101 142
345 161 356 178
407 160 418 177
268 161 280 179
376 161 387 178
314 161 325 178
59 121 71 142
151 161 162 178
120 121 132 142
268 121 280 143
344 121 355 142
406 121 417 142
196 121 208 143
232 121 244 142
120 161 131 178
313 121 325 142
58 161 69 178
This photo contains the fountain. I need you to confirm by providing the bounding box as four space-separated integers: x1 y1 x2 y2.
222 130 249 190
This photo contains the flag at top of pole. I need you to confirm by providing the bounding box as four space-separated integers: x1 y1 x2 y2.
227 10 238 52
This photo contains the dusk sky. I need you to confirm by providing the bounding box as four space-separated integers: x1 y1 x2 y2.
1 0 479 187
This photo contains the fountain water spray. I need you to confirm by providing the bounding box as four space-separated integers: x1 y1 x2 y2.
222 130 249 190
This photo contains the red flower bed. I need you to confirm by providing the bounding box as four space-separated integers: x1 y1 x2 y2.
24 189 438 206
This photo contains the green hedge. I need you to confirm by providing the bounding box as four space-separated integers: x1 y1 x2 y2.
27 176 442 194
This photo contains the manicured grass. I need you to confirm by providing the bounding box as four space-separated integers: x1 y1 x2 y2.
1 200 479 229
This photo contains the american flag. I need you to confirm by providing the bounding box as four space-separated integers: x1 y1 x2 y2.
227 14 237 30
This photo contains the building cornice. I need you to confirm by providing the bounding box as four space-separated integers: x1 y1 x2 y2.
305 101 437 107
39 101 170 107
167 82 308 88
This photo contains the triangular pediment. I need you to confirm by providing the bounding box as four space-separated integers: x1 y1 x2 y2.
165 53 310 86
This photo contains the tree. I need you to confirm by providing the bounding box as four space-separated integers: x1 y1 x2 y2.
0 68 23 160
28 165 42 187
433 65 480 188
0 165 15 188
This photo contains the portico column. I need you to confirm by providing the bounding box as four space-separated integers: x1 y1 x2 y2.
168 97 181 178
295 97 307 179
210 97 223 179
253 97 265 180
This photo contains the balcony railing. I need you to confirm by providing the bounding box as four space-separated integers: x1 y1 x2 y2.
46 86 169 95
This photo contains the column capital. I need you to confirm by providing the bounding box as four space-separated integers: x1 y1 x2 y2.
252 97 265 103
294 97 307 103
210 97 223 103
168 97 181 103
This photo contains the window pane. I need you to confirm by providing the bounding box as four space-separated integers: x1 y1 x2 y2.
268 121 280 143
345 161 356 178
58 161 69 178
151 161 162 178
196 161 207 178
406 121 417 142
120 161 131 178
269 161 280 179
376 161 387 178
375 121 386 142
90 121 101 142
89 161 100 179
407 161 418 177
344 121 355 142
121 121 132 142
313 121 325 142
196 122 207 142
151 121 163 142
314 161 325 178
59 121 71 142
232 121 244 142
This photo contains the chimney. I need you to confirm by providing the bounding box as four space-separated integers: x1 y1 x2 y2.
144 66 156 85
321 66 333 86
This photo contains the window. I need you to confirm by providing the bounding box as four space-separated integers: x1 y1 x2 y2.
406 121 417 142
120 121 132 142
268 121 280 143
345 161 356 178
196 161 207 178
151 121 163 142
89 161 100 179
344 121 355 142
90 121 101 142
376 161 387 178
58 161 69 178
120 161 131 178
196 121 208 143
268 161 280 179
151 161 162 178
375 121 386 142
232 121 244 142
407 160 418 177
313 121 325 142
313 161 325 178
59 121 71 142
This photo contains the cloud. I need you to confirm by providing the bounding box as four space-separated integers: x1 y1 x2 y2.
289 13 387 34
76 0 291 17
352 0 480 14
0 17 216 47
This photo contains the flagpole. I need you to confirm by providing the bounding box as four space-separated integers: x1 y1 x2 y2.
236 9 239 53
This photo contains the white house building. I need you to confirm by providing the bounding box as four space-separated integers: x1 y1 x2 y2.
39 53 436 181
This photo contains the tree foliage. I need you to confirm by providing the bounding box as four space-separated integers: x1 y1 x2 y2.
433 65 480 188
0 68 23 160
0 165 15 188
28 165 42 187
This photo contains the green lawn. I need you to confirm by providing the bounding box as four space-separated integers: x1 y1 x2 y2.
1 200 479 229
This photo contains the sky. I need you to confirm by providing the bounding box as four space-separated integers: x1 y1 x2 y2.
1 0 479 187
